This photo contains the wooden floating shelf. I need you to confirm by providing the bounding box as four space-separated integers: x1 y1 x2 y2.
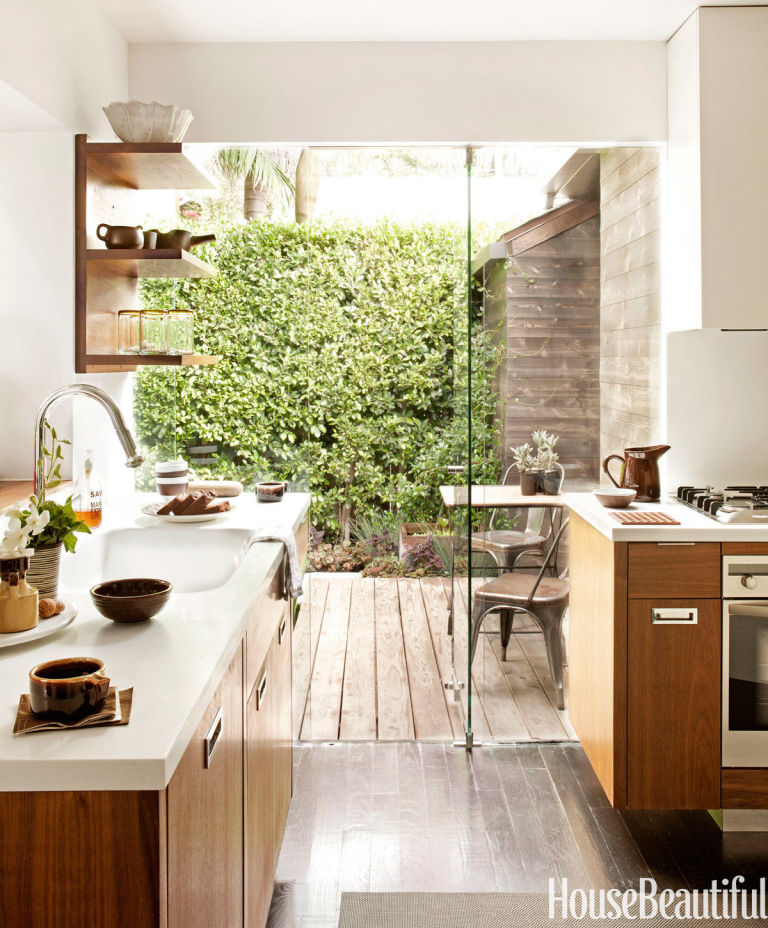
84 354 219 373
86 143 214 190
86 249 217 279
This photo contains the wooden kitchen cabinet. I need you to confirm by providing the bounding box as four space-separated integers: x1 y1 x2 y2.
627 598 721 808
168 643 244 928
0 552 294 928
245 604 292 928
570 513 723 810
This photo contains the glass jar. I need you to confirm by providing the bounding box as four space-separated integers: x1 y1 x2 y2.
139 310 168 355
167 310 194 355
117 311 141 354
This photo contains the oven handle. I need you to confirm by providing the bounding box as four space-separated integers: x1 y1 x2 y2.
727 602 768 618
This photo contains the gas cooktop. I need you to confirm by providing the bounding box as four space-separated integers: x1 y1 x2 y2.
676 486 768 523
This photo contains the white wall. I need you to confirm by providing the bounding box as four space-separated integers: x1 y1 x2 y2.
128 41 667 144
0 132 76 481
0 0 128 138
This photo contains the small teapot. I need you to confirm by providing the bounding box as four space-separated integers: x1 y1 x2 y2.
147 229 216 250
602 445 670 502
96 223 143 249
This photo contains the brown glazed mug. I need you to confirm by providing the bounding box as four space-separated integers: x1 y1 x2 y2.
29 657 110 720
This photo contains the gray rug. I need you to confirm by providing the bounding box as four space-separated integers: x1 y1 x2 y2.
338 892 762 927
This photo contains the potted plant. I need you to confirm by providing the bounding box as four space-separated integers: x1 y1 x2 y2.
531 430 561 495
510 441 539 496
510 431 561 495
8 425 90 598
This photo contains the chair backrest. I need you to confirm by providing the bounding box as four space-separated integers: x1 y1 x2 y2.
527 514 570 605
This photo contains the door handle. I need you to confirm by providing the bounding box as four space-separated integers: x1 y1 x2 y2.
204 707 223 768
256 671 268 710
651 608 698 624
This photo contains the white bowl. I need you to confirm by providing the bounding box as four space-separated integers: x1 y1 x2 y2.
593 488 637 509
103 101 193 144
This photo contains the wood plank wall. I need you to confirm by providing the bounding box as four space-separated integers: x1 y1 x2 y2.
484 218 601 485
600 149 662 468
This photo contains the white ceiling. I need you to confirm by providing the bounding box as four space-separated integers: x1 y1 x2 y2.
99 0 764 43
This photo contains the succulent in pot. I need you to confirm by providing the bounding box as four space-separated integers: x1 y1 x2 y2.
510 430 562 496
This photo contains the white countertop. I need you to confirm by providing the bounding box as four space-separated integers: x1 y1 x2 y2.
0 492 310 792
566 491 768 542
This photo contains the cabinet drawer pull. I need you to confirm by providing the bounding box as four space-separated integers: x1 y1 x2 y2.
204 707 223 768
279 614 287 644
651 608 698 624
656 542 696 546
256 671 268 710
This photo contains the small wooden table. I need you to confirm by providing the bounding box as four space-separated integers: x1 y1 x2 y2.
439 485 567 633
439 485 568 510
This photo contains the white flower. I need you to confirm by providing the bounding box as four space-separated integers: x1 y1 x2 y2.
24 506 50 536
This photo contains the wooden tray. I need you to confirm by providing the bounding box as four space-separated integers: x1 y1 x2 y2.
611 510 680 525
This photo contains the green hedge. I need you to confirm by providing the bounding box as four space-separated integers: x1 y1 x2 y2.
135 220 501 539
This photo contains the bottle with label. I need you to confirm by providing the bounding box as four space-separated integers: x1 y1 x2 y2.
72 449 103 528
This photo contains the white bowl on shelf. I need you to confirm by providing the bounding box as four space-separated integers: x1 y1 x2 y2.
593 487 637 509
103 101 193 143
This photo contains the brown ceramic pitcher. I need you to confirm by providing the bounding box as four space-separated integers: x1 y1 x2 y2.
602 445 670 502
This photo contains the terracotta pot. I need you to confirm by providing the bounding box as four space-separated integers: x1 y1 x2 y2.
25 543 62 599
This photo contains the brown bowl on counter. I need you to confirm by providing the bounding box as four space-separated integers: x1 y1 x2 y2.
90 578 172 623
256 481 287 503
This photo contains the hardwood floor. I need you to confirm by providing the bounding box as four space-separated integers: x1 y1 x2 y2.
296 575 575 743
267 742 768 928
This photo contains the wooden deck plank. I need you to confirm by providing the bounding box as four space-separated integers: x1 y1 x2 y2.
453 578 530 742
339 577 378 741
397 579 454 742
300 576 353 741
293 574 330 739
491 635 571 742
419 578 467 741
374 579 415 740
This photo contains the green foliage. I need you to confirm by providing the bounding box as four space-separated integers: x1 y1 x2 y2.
134 219 502 539
37 421 69 493
21 496 90 554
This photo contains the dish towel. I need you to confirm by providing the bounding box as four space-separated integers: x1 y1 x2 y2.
247 528 304 600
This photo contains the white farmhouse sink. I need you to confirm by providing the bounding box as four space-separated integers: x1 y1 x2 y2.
60 526 253 594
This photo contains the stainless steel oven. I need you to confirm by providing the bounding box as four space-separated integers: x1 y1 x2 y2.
722 555 768 766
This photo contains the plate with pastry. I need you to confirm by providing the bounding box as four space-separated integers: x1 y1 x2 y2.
0 600 77 650
142 490 233 523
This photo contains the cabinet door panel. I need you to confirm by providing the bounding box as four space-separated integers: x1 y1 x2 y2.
627 599 721 809
167 644 244 928
246 651 275 928
272 609 292 863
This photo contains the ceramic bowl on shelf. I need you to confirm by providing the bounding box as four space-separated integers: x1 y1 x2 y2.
90 578 172 623
102 101 193 143
593 488 637 509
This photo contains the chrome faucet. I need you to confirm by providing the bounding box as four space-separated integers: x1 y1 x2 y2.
34 384 144 500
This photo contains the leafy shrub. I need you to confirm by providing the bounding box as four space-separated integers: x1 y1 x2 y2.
134 219 501 539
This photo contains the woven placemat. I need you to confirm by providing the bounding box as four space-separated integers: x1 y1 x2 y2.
611 510 680 525
13 687 133 735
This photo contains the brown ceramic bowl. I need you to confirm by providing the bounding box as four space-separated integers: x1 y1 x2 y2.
90 578 172 623
593 488 637 509
29 656 110 720
256 481 287 503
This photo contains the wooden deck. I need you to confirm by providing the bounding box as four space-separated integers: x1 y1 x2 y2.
294 574 576 744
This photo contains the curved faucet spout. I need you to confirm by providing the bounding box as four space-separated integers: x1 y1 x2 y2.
34 384 144 500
